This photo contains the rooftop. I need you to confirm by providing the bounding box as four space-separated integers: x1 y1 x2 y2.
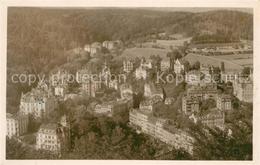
39 123 58 131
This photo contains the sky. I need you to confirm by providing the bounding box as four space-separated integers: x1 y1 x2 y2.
41 7 253 14
141 7 253 14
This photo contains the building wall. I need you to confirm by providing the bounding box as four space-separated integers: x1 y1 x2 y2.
217 96 232 111
233 81 253 103
182 96 200 115
6 113 28 138
36 129 61 152
123 61 134 73
129 109 194 155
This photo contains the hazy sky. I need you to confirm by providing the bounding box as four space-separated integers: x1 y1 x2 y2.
144 7 253 14
40 7 253 14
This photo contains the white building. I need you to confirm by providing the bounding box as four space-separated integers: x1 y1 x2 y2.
109 79 118 90
129 108 194 155
81 79 102 97
123 60 134 73
36 123 61 153
102 41 115 50
54 84 67 98
174 59 184 74
135 66 147 80
217 94 232 111
94 103 113 116
6 113 28 138
94 100 128 117
19 88 56 119
221 71 239 84
84 42 102 57
233 77 253 103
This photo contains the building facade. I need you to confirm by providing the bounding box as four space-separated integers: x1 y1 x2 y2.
102 41 115 50
129 108 194 155
19 89 56 119
182 95 200 115
135 66 147 80
199 109 225 130
36 123 61 153
186 84 218 100
123 60 134 73
84 42 102 57
6 113 29 138
217 94 232 111
233 79 253 103
174 59 184 74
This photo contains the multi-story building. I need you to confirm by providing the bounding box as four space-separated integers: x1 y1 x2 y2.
120 83 133 100
139 100 154 112
94 102 113 116
123 60 134 73
221 71 239 84
199 108 225 130
81 79 102 97
102 41 115 50
6 113 29 138
174 59 184 74
182 95 200 115
36 123 61 153
217 94 232 111
94 100 128 117
54 83 68 98
233 78 253 103
109 79 118 90
160 59 170 71
135 66 147 80
84 42 102 57
19 88 56 119
164 97 175 105
129 108 194 155
186 83 218 100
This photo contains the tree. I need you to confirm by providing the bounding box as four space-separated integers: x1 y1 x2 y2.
242 67 251 76
221 61 225 72
193 61 200 70
183 60 191 72
200 98 216 114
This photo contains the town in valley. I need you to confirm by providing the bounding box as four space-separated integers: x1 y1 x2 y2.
6 7 253 160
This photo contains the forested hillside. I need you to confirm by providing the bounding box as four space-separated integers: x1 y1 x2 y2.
7 8 253 72
7 7 253 113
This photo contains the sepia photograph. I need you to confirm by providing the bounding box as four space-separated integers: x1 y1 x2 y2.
2 0 258 162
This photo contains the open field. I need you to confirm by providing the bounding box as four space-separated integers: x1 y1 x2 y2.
212 54 253 67
212 54 253 60
183 53 252 71
119 47 170 60
142 37 191 49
